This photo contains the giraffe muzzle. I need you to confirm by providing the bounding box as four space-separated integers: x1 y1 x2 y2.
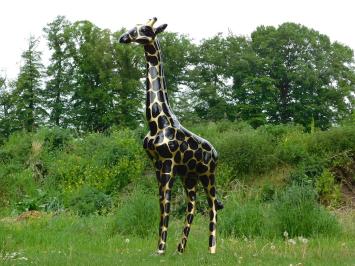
119 33 131 44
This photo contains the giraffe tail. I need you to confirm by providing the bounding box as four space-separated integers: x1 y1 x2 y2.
216 199 224 210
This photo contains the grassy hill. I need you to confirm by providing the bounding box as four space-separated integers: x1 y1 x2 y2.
0 122 354 265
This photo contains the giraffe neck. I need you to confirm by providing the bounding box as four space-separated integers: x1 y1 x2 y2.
144 39 177 133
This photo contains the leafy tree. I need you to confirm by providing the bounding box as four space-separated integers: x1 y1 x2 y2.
0 75 13 140
12 36 45 132
43 16 73 127
190 34 230 121
111 30 144 128
158 32 196 108
67 21 115 132
191 34 256 122
251 23 355 129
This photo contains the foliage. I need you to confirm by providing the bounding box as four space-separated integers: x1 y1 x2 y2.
216 129 276 176
0 131 33 164
43 16 73 127
0 127 145 210
220 184 340 238
287 156 325 186
67 186 112 216
272 184 340 237
45 129 145 193
316 169 341 205
112 188 158 238
12 36 45 132
251 23 355 129
219 199 266 237
307 125 355 155
1 18 354 134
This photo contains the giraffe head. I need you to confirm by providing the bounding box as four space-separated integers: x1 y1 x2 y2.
119 17 167 45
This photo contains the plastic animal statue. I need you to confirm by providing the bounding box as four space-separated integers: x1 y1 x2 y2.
119 17 223 254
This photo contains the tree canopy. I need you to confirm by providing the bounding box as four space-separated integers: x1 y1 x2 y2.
0 17 354 140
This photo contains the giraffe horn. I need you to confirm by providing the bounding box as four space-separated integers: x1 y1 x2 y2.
147 17 157 27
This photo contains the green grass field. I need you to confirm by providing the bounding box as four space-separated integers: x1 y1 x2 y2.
1 210 354 266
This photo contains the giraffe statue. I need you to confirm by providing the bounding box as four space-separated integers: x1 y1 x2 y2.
119 17 223 254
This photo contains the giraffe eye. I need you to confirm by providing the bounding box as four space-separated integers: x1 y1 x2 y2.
140 26 154 37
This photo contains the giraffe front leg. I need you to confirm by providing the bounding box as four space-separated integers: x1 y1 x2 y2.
177 175 197 253
200 173 218 254
156 166 175 255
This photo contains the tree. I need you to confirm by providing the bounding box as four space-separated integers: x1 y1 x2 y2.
13 36 44 132
251 23 355 129
111 29 144 128
67 21 116 132
158 32 196 108
0 75 13 140
43 16 73 127
191 34 257 122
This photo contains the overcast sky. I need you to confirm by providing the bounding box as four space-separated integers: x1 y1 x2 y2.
1 0 354 80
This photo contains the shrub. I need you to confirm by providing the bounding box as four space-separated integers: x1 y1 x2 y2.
67 186 112 216
112 189 158 238
34 127 73 152
216 130 276 176
0 131 33 164
257 123 304 143
46 128 145 193
307 125 355 156
260 183 276 202
272 184 340 237
316 169 341 205
187 121 253 146
275 131 309 165
287 156 325 185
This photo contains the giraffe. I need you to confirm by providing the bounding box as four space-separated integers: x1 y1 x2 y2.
119 17 223 255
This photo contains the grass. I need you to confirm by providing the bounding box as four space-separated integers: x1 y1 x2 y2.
1 211 354 266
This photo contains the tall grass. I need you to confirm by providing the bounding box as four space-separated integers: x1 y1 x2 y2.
112 188 158 238
219 184 340 238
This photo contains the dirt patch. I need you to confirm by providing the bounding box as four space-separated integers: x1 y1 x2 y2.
341 184 355 208
16 210 43 221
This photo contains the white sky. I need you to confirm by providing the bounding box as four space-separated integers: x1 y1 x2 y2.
1 0 354 80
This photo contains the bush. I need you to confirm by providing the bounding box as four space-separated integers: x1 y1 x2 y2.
257 123 304 143
307 125 355 156
275 131 309 165
216 130 276 176
67 186 112 216
46 129 145 193
272 184 340 237
316 169 341 205
112 188 158 238
0 131 33 164
287 156 325 185
34 127 74 152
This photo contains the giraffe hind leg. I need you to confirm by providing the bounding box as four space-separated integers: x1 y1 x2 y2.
199 172 220 254
177 175 197 253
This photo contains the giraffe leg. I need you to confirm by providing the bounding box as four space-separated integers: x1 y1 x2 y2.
156 163 175 255
200 173 220 254
177 175 198 253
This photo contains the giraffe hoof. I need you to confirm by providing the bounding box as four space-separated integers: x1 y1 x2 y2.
177 244 184 254
209 246 216 254
155 249 165 256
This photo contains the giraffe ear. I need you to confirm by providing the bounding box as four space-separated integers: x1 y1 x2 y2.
155 24 168 34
